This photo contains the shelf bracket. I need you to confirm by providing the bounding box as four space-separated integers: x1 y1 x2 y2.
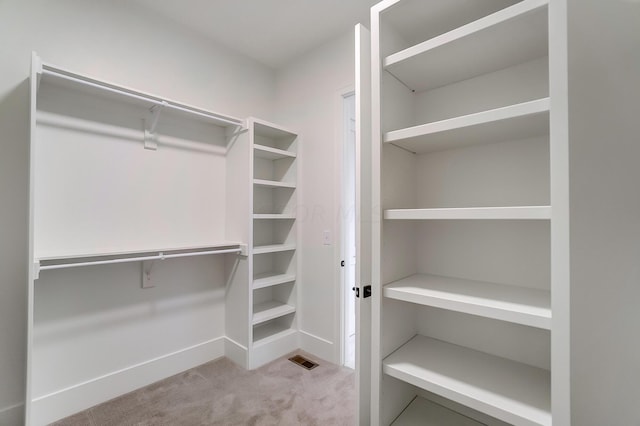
143 101 168 150
33 260 41 280
141 257 159 289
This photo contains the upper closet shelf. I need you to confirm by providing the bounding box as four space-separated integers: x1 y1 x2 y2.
384 0 549 92
253 179 296 189
384 274 551 329
385 98 549 153
254 144 297 160
384 206 551 220
34 242 248 278
384 335 551 426
34 55 244 129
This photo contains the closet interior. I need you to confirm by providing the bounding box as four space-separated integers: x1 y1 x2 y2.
26 55 299 424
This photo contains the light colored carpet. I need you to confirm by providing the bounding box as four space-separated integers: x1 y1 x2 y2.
52 351 356 425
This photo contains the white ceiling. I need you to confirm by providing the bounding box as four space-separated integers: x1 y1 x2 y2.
133 0 381 69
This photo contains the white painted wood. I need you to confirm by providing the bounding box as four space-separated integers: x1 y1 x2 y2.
384 98 550 154
224 337 248 369
253 272 296 290
385 274 551 329
383 335 551 426
252 214 296 220
39 63 243 128
248 118 299 367
253 144 296 160
391 397 483 426
36 242 243 263
548 1 570 424
252 301 296 326
250 328 299 369
385 206 551 220
385 0 548 92
32 337 225 425
355 23 373 426
253 178 296 189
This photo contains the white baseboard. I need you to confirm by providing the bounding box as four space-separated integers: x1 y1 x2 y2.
250 330 299 369
0 403 24 426
31 337 225 426
299 330 335 363
224 337 248 369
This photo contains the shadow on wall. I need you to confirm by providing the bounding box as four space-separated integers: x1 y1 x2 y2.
0 79 30 425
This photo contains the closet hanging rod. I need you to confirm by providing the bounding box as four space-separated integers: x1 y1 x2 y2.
37 248 242 274
40 67 244 128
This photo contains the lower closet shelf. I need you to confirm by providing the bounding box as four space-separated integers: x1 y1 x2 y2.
252 301 295 325
392 397 482 426
383 335 551 426
253 243 296 254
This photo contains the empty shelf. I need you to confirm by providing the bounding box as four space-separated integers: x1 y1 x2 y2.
383 335 551 426
253 272 296 290
253 179 296 189
252 244 296 255
252 301 296 325
252 322 297 346
384 274 551 329
384 206 551 220
254 144 296 160
253 214 296 220
384 98 550 154
392 397 482 426
385 0 549 92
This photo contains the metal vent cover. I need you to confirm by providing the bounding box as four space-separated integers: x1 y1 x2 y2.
289 354 319 370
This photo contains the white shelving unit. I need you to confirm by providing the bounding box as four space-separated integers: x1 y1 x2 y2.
248 118 300 369
370 0 563 424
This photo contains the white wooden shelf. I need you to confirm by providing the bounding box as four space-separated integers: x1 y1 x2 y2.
35 242 247 277
384 98 550 154
252 323 297 346
391 397 482 426
384 206 551 220
38 61 243 128
254 144 296 160
253 214 296 220
383 335 551 426
252 301 296 326
252 118 298 141
253 179 296 189
252 243 296 255
384 274 551 329
253 272 296 290
384 0 549 92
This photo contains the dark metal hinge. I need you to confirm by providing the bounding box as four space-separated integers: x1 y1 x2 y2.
352 285 372 298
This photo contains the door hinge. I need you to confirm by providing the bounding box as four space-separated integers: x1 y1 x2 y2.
341 260 345 267
352 285 372 298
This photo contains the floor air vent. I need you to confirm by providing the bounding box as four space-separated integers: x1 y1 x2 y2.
289 355 319 370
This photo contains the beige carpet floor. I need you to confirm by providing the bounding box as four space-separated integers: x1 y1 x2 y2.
52 351 356 426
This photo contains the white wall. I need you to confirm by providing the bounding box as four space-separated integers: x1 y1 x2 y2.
274 32 355 363
567 0 640 424
0 0 275 422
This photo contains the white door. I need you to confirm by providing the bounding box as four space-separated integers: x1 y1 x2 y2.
354 23 372 426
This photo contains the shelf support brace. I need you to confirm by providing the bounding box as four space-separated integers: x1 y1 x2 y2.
144 101 168 150
33 260 41 280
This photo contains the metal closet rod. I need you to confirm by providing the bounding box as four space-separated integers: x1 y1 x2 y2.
41 67 244 128
38 248 242 272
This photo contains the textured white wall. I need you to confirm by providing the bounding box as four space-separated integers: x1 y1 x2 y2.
274 32 355 362
567 0 640 424
0 0 275 422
